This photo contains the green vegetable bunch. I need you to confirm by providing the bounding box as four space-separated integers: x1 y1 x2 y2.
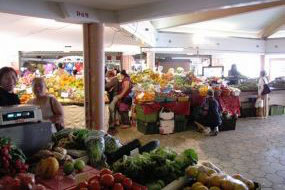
112 147 198 186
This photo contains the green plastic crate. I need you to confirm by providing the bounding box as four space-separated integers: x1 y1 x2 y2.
137 120 159 135
174 115 188 132
175 114 186 121
136 105 158 122
270 105 285 116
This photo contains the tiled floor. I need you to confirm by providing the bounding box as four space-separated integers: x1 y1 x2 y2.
116 116 285 189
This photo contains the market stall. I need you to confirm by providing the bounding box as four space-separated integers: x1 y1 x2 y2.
231 77 285 117
131 69 241 135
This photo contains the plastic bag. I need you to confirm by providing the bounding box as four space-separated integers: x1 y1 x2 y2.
85 136 107 169
255 98 264 108
104 134 122 154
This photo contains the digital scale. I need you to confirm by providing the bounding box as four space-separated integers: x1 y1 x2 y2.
0 105 53 155
0 105 43 125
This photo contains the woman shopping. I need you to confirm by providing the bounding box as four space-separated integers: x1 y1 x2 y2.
109 70 132 130
0 67 20 106
257 70 270 118
28 77 64 131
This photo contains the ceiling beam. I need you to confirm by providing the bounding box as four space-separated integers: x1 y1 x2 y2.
259 12 285 39
118 0 279 23
152 0 285 30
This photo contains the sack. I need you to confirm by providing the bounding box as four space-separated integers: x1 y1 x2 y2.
255 98 264 108
159 120 174 134
159 108 174 120
262 84 271 95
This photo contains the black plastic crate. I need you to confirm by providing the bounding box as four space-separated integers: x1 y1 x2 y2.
241 108 256 118
137 120 159 135
219 118 237 131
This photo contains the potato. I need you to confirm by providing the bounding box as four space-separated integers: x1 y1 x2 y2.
197 172 210 186
220 179 234 190
192 182 204 189
209 174 222 187
195 186 209 190
186 166 199 178
209 187 221 190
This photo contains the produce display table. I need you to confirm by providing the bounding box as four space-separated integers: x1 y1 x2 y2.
138 101 190 115
190 93 240 116
218 95 241 115
37 166 98 190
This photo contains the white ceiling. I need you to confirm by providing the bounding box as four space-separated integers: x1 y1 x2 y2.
40 0 163 10
157 5 285 38
0 13 141 52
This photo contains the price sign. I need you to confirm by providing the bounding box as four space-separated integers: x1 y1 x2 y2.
61 92 69 98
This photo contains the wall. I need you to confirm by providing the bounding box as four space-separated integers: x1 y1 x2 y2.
265 38 285 54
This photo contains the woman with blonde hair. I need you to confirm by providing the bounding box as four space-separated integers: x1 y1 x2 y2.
28 77 64 131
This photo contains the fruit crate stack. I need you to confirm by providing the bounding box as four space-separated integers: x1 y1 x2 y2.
136 105 159 135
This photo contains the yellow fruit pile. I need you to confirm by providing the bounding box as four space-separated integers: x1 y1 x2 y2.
135 91 155 103
198 85 209 97
185 162 254 190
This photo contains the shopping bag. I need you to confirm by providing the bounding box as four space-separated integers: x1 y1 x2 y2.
159 107 174 120
255 98 264 108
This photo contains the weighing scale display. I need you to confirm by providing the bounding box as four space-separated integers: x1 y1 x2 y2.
2 111 35 121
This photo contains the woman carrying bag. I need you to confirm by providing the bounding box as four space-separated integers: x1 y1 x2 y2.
257 70 271 119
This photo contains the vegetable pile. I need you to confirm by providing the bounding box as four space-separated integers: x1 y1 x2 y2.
71 168 147 190
0 137 28 177
184 162 255 190
112 147 198 187
52 129 122 168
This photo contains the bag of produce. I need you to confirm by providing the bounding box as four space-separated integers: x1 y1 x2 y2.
255 98 264 108
104 134 122 154
85 136 107 169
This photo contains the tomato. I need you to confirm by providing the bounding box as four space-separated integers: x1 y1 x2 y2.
122 178 132 189
113 183 124 190
33 184 47 190
140 186 148 190
79 188 88 190
78 181 89 189
100 168 113 176
100 174 115 187
131 184 141 190
88 175 100 184
113 173 125 183
88 180 100 190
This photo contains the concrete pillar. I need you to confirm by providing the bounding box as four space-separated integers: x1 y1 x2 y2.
83 23 105 130
146 51 155 70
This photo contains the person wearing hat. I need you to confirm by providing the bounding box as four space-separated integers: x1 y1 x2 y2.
195 89 222 136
